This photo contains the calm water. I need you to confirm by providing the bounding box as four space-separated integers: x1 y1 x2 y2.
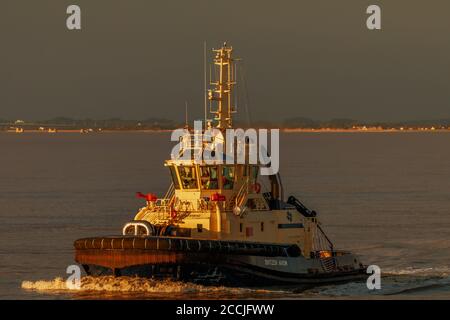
1 132 450 299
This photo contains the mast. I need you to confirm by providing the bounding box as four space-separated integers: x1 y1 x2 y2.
204 41 208 131
184 101 189 129
208 42 237 129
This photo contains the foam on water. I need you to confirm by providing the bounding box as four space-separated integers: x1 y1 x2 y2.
20 272 450 299
383 266 450 277
305 268 450 298
21 276 282 297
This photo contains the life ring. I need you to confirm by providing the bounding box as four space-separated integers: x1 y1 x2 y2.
252 182 261 194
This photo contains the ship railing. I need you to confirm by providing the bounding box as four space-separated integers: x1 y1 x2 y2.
197 198 216 211
185 132 223 146
175 133 224 160
319 255 336 273
154 198 171 208
235 179 249 206
175 134 208 159
142 184 176 220
228 179 249 210
317 224 334 252
163 183 175 200
141 200 170 222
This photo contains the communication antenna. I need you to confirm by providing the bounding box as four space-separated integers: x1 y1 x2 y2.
208 42 237 129
203 41 207 131
185 101 189 129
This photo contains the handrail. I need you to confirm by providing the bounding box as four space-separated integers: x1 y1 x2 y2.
317 224 334 252
234 179 249 207
163 183 175 200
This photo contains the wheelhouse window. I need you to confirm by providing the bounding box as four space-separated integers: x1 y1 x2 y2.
168 166 181 189
200 166 219 190
222 166 235 190
178 166 198 189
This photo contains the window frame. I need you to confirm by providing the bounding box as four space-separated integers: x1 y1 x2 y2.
168 166 181 189
178 165 199 190
199 165 219 190
221 165 236 190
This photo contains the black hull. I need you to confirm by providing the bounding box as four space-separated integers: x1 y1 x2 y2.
82 262 366 288
75 236 366 288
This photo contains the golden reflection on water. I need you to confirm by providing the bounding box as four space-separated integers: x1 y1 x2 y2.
21 276 295 300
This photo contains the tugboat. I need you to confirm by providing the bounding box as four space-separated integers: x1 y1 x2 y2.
74 43 366 287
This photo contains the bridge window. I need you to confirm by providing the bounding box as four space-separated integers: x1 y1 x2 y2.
222 166 235 190
168 166 181 189
200 166 219 189
178 166 198 189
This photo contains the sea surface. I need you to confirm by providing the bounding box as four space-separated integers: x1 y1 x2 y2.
1 132 449 299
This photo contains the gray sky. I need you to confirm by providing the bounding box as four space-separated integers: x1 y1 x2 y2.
1 0 450 122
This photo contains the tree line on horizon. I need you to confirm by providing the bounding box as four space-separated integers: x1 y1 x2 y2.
1 116 450 130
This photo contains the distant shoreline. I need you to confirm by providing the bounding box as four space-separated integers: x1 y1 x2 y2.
283 128 450 133
1 129 173 133
1 128 449 134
